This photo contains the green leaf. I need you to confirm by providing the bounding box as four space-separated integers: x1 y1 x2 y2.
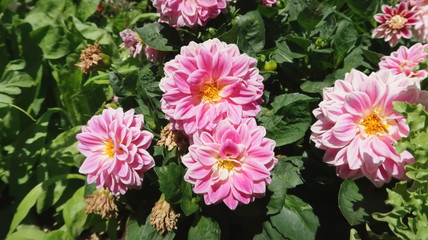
44 230 74 240
7 174 85 236
45 126 82 166
126 219 145 240
109 71 138 97
0 60 34 105
273 39 304 64
62 186 87 238
77 0 99 21
258 93 317 146
270 195 319 240
30 25 71 59
154 164 184 203
136 22 181 52
296 1 328 32
267 157 304 215
347 0 380 20
72 17 112 45
220 11 265 55
332 21 358 67
188 215 221 240
338 180 369 226
6 228 46 240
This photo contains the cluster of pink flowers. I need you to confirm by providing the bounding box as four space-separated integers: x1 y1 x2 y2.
152 0 235 29
379 43 428 80
77 108 155 195
120 29 166 62
160 38 277 210
311 69 427 187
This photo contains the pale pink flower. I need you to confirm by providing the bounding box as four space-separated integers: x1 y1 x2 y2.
151 0 234 28
160 38 264 136
262 0 276 6
379 43 428 80
414 5 428 42
373 3 420 47
310 69 428 187
77 108 155 195
400 0 428 42
120 29 144 59
144 45 167 63
182 118 277 210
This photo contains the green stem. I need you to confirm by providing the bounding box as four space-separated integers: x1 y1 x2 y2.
10 104 36 122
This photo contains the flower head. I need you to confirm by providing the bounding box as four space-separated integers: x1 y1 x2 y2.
157 123 189 153
84 189 118 219
310 69 428 187
77 107 155 195
262 0 276 6
75 42 110 74
399 1 428 42
182 118 277 210
160 38 264 136
373 3 420 47
379 43 428 80
152 0 234 29
120 29 144 59
149 195 180 234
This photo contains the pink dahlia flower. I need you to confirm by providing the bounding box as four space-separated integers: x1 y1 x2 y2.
414 5 428 42
373 3 420 47
379 43 428 80
182 118 277 210
262 0 276 6
310 69 427 187
77 108 155 195
152 0 234 29
400 0 428 42
120 29 144 59
160 38 264 136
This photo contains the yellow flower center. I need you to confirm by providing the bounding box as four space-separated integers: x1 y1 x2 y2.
387 15 408 29
200 82 221 103
105 140 116 158
218 158 236 171
360 113 389 136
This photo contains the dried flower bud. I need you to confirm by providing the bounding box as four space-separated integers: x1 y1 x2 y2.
75 42 111 74
149 195 180 234
157 124 189 154
84 189 118 219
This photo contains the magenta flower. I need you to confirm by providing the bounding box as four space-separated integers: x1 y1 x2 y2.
120 29 144 59
373 3 420 47
379 43 428 80
160 38 264 136
182 118 277 210
152 0 234 29
310 69 428 187
77 108 155 195
262 0 276 6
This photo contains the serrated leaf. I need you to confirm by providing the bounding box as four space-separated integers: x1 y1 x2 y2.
338 180 369 226
136 23 181 52
267 157 304 215
220 11 265 55
188 216 221 240
258 93 317 146
270 195 319 240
